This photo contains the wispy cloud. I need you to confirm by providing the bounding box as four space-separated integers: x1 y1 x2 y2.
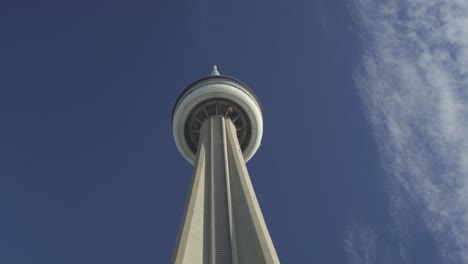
351 0 468 263
345 223 378 264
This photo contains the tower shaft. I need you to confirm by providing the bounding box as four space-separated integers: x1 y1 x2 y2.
172 116 279 264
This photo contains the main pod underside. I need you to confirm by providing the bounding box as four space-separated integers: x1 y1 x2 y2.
172 75 263 164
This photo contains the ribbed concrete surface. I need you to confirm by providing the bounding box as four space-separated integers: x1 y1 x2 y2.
171 116 279 264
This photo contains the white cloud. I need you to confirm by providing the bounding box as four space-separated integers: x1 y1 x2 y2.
345 223 378 264
351 0 468 263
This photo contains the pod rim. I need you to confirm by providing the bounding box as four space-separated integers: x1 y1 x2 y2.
172 75 262 124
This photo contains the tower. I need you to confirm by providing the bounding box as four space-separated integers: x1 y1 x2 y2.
171 66 280 264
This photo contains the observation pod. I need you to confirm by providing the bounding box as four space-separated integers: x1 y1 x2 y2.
172 65 263 164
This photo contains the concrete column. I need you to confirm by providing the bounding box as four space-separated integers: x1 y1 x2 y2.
171 116 279 264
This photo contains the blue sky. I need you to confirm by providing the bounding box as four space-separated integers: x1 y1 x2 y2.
1 0 468 263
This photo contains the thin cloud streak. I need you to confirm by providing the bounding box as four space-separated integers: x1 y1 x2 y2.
351 0 468 263
345 223 378 264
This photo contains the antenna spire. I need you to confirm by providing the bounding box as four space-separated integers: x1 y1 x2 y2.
211 65 220 76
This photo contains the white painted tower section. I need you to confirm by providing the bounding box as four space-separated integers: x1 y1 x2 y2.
171 67 279 264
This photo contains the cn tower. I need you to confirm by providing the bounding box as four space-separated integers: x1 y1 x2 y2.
171 66 280 264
